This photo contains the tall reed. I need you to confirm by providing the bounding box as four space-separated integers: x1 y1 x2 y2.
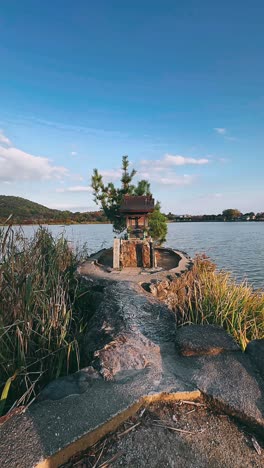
0 225 90 415
159 255 264 349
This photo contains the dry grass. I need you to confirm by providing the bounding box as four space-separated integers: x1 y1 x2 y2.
159 255 264 349
0 225 90 416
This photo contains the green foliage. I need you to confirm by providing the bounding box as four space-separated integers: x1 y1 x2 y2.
148 204 168 243
0 226 91 415
222 208 241 220
91 156 155 233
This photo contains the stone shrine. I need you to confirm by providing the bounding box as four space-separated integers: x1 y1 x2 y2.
114 195 155 269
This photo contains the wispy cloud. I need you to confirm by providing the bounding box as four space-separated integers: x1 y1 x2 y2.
0 130 11 146
141 153 210 169
159 174 195 185
32 117 129 138
214 128 237 141
100 169 123 181
137 171 195 186
87 152 208 189
214 127 227 135
164 154 209 166
71 151 78 156
225 136 238 142
56 185 93 193
218 157 230 163
136 153 208 185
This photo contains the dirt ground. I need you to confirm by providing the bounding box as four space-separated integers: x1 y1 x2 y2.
62 398 264 468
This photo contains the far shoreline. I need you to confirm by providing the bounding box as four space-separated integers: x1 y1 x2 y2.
1 220 264 227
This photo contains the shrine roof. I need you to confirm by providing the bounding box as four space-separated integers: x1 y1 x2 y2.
120 195 155 213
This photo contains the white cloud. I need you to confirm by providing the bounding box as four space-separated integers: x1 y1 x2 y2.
71 151 78 156
159 175 195 185
100 169 123 180
56 185 93 193
214 128 238 141
0 130 11 146
214 127 227 135
137 169 196 186
141 153 209 169
225 136 238 142
0 143 68 182
164 154 209 166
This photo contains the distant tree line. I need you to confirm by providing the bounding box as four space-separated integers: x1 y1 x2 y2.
0 195 109 225
1 195 264 226
166 209 264 222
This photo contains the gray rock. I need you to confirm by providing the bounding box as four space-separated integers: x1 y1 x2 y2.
246 339 264 379
175 324 240 356
38 366 102 401
84 281 176 379
187 351 264 434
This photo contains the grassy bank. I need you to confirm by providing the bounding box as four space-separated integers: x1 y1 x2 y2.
0 226 91 416
168 255 264 349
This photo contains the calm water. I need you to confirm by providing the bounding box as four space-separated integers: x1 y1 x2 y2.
18 222 264 289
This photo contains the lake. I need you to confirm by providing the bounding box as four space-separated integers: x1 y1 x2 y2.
18 222 264 289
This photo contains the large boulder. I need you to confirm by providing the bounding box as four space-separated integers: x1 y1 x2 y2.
175 324 240 356
246 339 264 379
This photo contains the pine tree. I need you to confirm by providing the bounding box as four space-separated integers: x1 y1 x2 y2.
91 156 167 242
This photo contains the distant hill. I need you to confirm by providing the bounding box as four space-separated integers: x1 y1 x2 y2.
0 195 108 224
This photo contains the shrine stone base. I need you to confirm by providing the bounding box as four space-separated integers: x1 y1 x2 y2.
113 239 156 269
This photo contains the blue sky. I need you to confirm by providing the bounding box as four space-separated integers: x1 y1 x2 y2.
0 0 264 214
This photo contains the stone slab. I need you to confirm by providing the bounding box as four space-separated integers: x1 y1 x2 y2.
0 359 199 468
175 351 264 435
175 324 240 356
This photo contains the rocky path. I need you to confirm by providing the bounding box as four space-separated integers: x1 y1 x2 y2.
0 272 264 467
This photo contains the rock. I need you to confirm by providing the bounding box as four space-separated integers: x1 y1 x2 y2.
84 281 176 379
149 283 158 296
175 324 240 356
120 240 151 268
188 351 264 434
120 240 138 267
246 339 264 379
38 366 102 401
93 334 154 380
